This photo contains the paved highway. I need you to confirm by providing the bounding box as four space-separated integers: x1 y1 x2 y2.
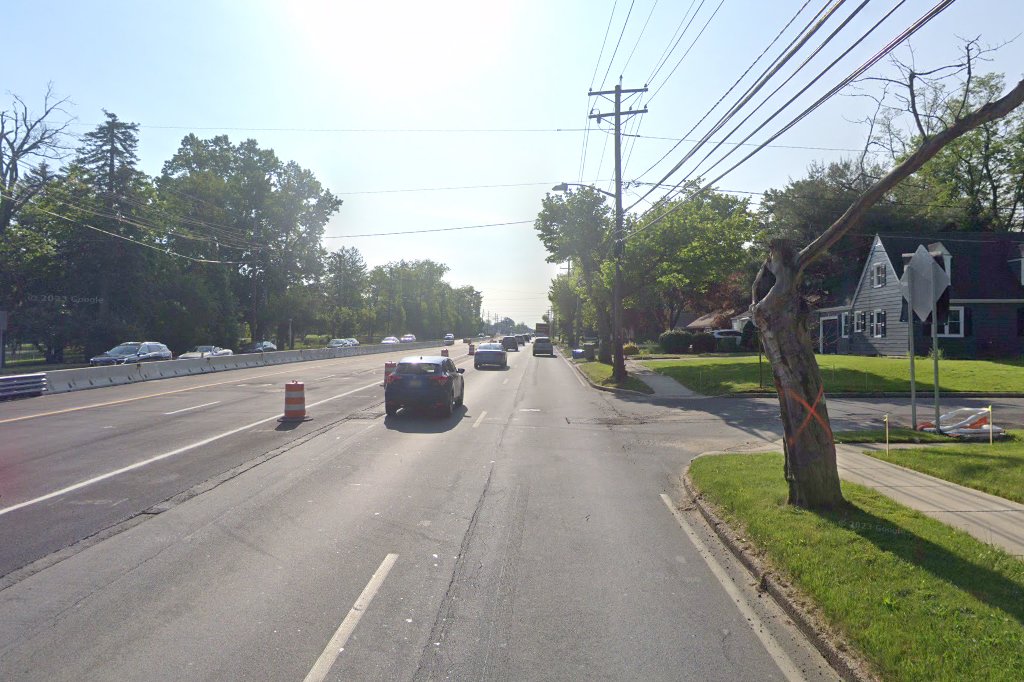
0 345 841 680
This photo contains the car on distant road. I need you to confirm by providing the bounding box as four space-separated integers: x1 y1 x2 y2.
515 334 525 346
327 338 354 348
178 345 233 359
384 355 465 417
443 333 455 345
400 333 417 343
712 329 743 345
89 341 173 366
344 337 360 346
381 336 400 344
239 340 277 353
474 342 508 369
501 336 519 352
532 336 554 356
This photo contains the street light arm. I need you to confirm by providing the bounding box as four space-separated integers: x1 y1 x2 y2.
552 182 615 199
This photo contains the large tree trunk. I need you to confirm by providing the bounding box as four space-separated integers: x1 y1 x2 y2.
751 240 843 509
595 307 613 364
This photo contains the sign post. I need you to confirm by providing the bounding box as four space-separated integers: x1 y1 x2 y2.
899 246 950 433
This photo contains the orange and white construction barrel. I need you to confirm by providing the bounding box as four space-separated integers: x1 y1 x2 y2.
280 381 311 422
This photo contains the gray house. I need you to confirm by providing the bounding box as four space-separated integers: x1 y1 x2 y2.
814 233 1024 358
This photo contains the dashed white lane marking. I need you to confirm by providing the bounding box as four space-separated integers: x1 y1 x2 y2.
303 553 399 682
0 380 382 517
472 411 488 428
163 400 221 415
502 378 509 385
315 374 336 381
659 494 804 682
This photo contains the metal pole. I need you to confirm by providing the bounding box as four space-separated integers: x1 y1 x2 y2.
932 300 941 434
908 303 917 431
612 83 625 383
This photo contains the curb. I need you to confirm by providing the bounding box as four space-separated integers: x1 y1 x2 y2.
567 360 653 396
682 455 874 682
722 391 1024 399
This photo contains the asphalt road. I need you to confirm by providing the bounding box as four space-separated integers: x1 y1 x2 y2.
0 345 842 680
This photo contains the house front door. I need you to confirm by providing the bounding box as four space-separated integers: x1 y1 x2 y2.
820 318 839 354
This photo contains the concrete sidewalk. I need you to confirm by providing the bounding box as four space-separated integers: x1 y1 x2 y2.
625 359 700 398
835 444 1024 558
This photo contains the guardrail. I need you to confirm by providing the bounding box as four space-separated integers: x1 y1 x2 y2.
0 372 47 399
42 340 446 395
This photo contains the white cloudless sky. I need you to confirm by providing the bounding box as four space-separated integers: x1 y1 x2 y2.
6 1 1024 324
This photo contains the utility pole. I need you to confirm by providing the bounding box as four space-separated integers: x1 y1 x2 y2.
589 81 647 383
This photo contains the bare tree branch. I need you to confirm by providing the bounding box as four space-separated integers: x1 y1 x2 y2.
799 76 1024 268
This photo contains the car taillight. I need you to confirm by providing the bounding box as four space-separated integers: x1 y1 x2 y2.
386 373 402 384
429 375 449 385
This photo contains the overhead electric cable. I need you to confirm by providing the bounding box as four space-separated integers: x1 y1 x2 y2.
323 220 533 239
646 0 728 103
627 0 847 209
620 0 660 75
646 0 703 85
600 0 637 87
624 0 958 242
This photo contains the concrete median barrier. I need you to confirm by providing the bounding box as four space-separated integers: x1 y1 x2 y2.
42 340 445 394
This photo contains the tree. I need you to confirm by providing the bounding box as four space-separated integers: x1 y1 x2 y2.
535 188 614 361
751 58 1024 509
0 85 71 239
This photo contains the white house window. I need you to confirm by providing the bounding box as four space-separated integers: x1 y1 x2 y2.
937 306 964 338
855 311 866 333
872 263 887 288
840 312 850 338
871 310 886 338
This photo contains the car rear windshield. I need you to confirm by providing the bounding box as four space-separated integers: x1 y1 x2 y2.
396 362 441 374
478 343 502 350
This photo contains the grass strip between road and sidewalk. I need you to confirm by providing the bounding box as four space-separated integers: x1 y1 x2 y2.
641 355 1024 395
689 452 1024 682
861 434 1024 505
573 359 654 394
833 428 957 444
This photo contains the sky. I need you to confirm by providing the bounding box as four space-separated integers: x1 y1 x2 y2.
5 0 1024 325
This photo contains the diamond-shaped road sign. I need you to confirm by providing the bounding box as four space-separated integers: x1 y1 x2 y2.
899 245 950 322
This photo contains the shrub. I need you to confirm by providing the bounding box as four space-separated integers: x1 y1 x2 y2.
715 338 742 353
659 329 694 354
622 342 640 356
304 334 330 346
691 334 717 354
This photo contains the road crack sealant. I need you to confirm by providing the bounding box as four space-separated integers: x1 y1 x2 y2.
0 400 387 593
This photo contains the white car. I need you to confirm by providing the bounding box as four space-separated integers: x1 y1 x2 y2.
400 334 417 343
711 329 743 345
381 336 400 344
344 338 360 346
443 333 455 345
178 345 233 359
327 338 351 348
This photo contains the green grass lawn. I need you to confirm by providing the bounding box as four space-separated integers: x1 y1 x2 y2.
833 428 959 444
574 359 654 394
641 354 1024 395
864 437 1024 505
690 453 1024 681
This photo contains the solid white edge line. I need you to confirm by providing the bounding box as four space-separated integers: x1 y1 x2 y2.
659 494 805 682
163 400 222 415
472 410 488 428
303 553 399 682
0 380 383 517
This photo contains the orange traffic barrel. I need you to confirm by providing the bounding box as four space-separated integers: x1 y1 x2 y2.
468 343 475 355
441 348 449 357
280 381 311 422
384 361 397 383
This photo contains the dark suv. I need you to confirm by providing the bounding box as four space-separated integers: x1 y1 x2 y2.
385 356 465 417
501 336 519 352
89 341 173 366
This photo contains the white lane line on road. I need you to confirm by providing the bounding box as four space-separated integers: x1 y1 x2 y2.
502 378 509 385
163 400 221 415
472 410 488 428
0 380 382 518
303 553 399 682
659 494 804 682
315 374 336 381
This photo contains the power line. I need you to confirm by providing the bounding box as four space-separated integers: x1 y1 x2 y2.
620 0 660 76
628 0 846 208
646 0 703 85
1 191 247 264
336 181 559 195
624 132 862 152
71 123 587 134
647 0 728 103
624 0 958 243
600 0 637 87
323 220 534 239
